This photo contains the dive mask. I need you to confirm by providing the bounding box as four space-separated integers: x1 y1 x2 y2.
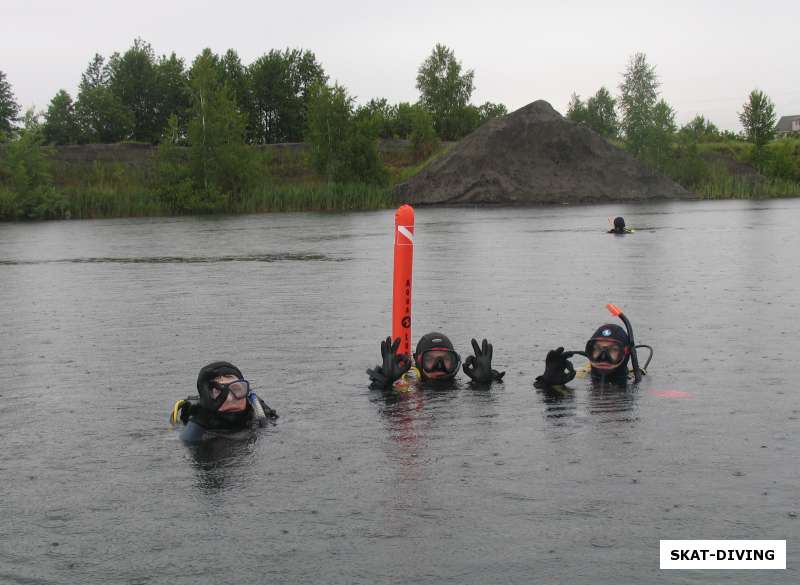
210 379 251 401
419 349 461 376
586 340 627 366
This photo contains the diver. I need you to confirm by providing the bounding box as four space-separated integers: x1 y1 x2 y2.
367 332 505 390
534 304 653 389
608 216 633 234
170 361 277 442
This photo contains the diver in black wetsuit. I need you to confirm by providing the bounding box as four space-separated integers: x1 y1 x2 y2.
367 332 505 390
534 306 653 390
608 216 632 234
170 361 277 442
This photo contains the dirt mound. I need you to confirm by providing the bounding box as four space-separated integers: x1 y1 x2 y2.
394 100 693 205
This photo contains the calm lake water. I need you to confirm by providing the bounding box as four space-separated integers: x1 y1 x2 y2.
1 199 798 584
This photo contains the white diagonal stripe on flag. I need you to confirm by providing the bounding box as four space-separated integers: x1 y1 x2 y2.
397 225 414 244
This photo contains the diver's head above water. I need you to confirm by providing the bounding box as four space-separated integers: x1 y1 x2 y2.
197 361 248 413
414 332 461 381
586 324 630 381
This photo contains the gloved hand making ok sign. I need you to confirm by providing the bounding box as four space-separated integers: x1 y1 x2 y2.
462 338 505 383
534 347 576 389
367 337 411 389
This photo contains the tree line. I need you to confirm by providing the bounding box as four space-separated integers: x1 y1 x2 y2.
0 42 507 218
565 52 795 185
0 40 505 147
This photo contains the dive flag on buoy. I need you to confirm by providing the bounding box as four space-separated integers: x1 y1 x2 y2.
392 204 415 357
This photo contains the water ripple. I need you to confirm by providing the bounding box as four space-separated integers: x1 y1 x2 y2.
0 253 344 265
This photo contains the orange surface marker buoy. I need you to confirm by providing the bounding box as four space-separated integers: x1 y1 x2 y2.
392 205 415 357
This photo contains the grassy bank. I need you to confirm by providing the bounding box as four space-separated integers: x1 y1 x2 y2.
0 141 434 220
689 139 800 198
2 137 799 221
47 180 393 219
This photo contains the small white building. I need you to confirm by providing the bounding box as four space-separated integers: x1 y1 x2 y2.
775 115 800 138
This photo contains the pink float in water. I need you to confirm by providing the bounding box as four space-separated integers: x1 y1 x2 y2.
651 389 692 399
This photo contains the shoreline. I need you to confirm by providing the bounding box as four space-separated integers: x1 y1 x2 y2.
4 193 800 224
2 139 799 221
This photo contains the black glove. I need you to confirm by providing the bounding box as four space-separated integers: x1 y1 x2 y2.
366 337 411 389
258 398 278 418
534 347 576 388
463 338 505 383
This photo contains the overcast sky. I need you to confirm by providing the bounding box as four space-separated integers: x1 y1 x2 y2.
3 0 799 132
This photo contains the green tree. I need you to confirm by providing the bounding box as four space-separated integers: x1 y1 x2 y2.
670 141 709 188
249 48 326 144
339 118 388 185
155 52 191 140
679 115 720 143
219 49 255 142
392 102 417 139
155 114 193 210
107 39 164 142
739 89 776 147
453 104 482 137
642 99 676 171
186 50 257 205
75 54 134 142
43 90 80 144
585 87 618 139
477 101 507 125
81 53 109 88
720 129 742 141
356 98 395 139
409 106 439 161
305 82 386 184
0 110 65 219
75 85 134 143
416 44 475 140
305 82 354 178
566 93 589 125
619 52 659 155
0 70 21 139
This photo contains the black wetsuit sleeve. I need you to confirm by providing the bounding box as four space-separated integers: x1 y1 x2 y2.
258 397 278 418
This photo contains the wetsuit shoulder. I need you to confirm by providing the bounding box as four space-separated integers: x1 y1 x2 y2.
180 420 208 443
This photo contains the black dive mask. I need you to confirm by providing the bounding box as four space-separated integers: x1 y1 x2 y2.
197 361 244 411
210 379 250 401
419 349 461 377
586 340 627 366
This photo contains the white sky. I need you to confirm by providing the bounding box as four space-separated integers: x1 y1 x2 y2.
3 0 799 133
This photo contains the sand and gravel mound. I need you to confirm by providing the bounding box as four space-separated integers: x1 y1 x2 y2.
394 100 693 205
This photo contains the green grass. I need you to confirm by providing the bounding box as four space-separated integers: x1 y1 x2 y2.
696 176 800 199
695 140 754 161
234 182 393 213
52 182 393 219
390 142 455 185
64 186 167 218
5 137 799 221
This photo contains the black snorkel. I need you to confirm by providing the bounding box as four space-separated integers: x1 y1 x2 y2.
554 304 653 386
606 303 642 383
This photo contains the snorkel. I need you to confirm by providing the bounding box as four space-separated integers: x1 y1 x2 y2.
606 303 644 383
562 304 653 384
248 392 268 427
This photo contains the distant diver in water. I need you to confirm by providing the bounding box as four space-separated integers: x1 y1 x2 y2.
608 216 633 234
170 361 277 442
534 305 653 390
367 332 505 390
